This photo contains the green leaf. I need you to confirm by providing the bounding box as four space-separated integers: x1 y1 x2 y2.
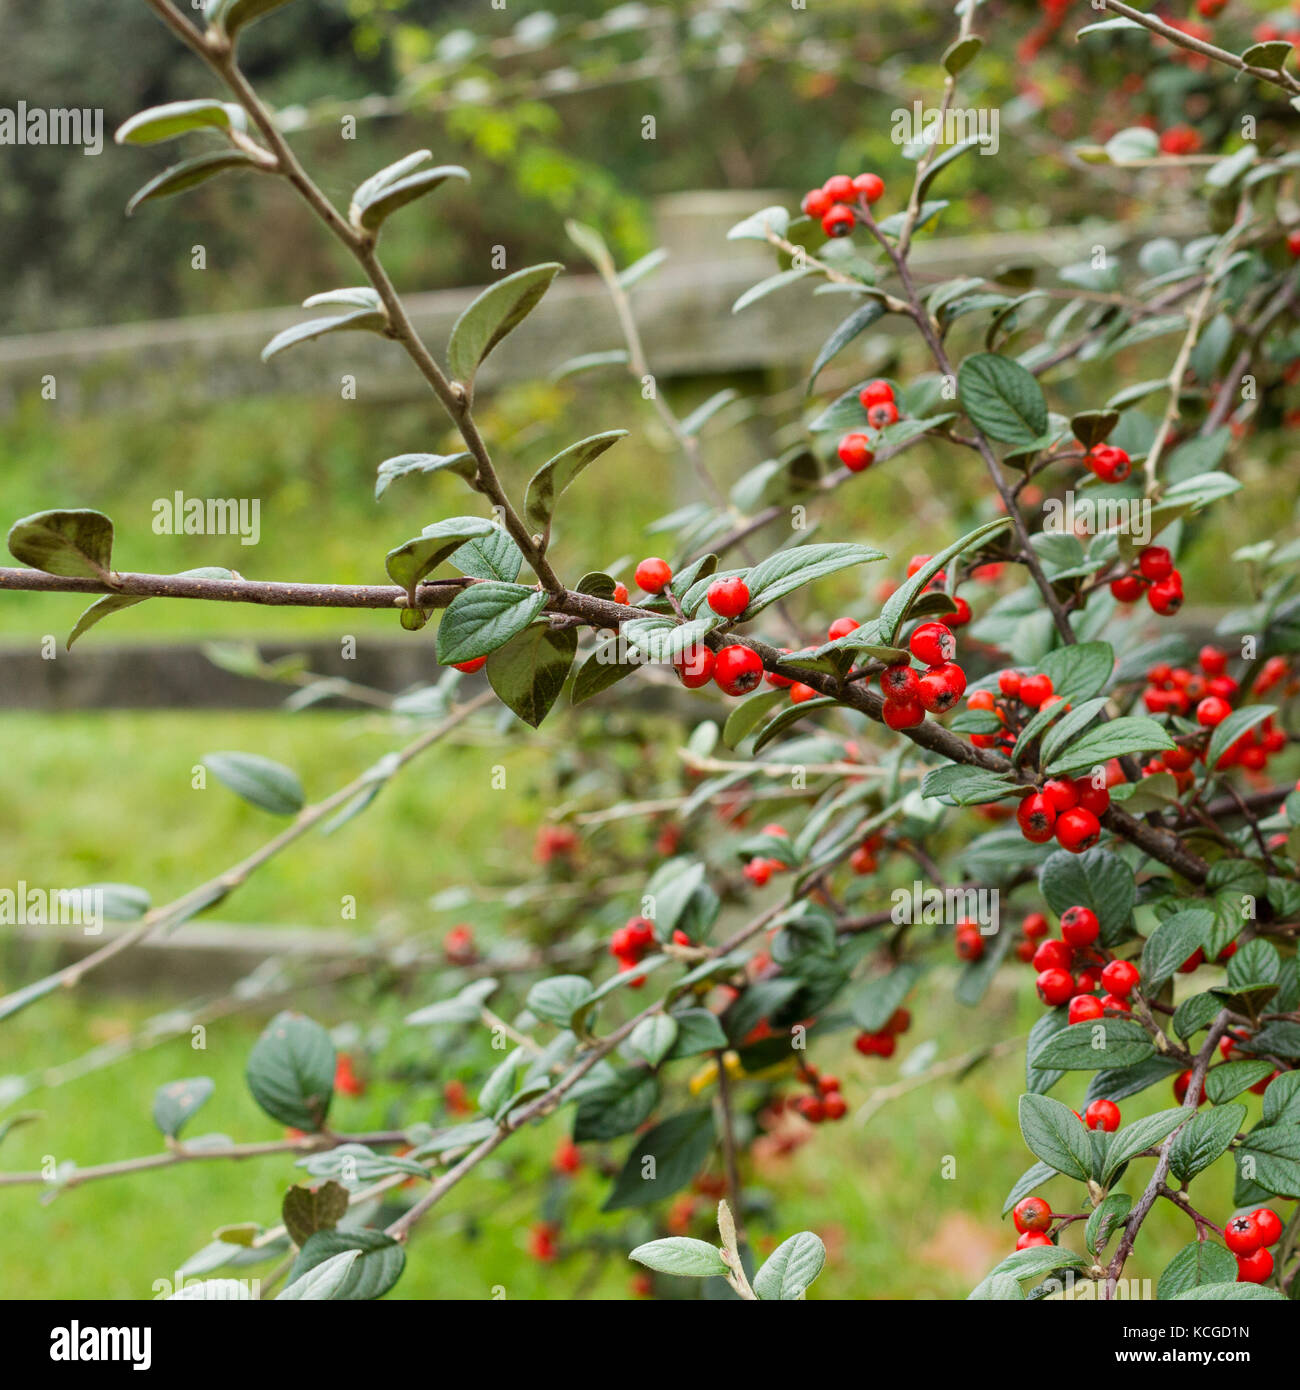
1039 849 1135 948
628 1237 728 1279
626 1015 678 1068
115 99 234 145
203 751 304 815
573 1070 659 1142
1141 909 1213 990
1018 1093 1095 1181
1033 1019 1155 1072
349 155 468 233
1173 990 1224 1042
374 452 476 500
726 205 789 242
879 517 1012 642
276 1249 360 1301
957 352 1049 446
986 1243 1087 1283
942 33 983 74
752 1232 827 1300
204 0 299 38
1036 641 1116 705
1169 1104 1246 1183
572 640 638 705
152 1078 215 1139
1205 1059 1275 1105
921 764 1019 806
384 516 497 599
1044 716 1174 775
67 566 234 649
1038 698 1109 767
435 582 549 665
8 509 114 581
1207 705 1277 771
1241 39 1293 70
452 528 523 583
743 543 885 617
284 1229 405 1301
723 689 789 749
602 1109 716 1211
447 263 563 385
1085 1192 1131 1255
751 696 838 756
1235 1124 1300 1197
486 622 577 727
1101 1108 1187 1183
1173 1281 1285 1301
524 430 627 533
262 309 388 362
807 301 885 393
125 150 257 215
1263 1071 1300 1126
245 1011 335 1132
1156 1241 1238 1300
665 1009 729 1059
527 975 595 1026
281 1181 349 1247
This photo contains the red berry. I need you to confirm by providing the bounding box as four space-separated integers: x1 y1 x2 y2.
817 1074 841 1094
1016 1231 1052 1250
612 581 629 605
1099 959 1140 998
1022 913 1049 940
822 1092 848 1121
1288 229 1300 259
1224 1214 1262 1256
909 621 956 666
1061 905 1100 948
453 655 488 674
1199 645 1227 677
1074 778 1110 817
880 663 920 699
1032 939 1073 973
866 401 899 429
955 927 985 962
859 379 894 408
1036 967 1075 1007
822 205 855 238
1138 546 1173 582
706 577 750 619
801 187 833 219
1012 1196 1052 1234
1252 1208 1283 1247
1179 949 1205 974
852 172 885 203
1148 576 1184 615
837 433 874 471
635 557 672 593
1110 574 1145 603
1018 673 1054 709
1068 994 1104 1024
1084 1099 1121 1132
998 670 1023 698
822 174 856 201
1236 1247 1274 1284
1100 993 1131 1014
798 1095 827 1123
885 1008 911 1035
917 662 966 713
1017 793 1058 844
967 688 995 711
1055 807 1101 853
713 644 763 696
675 644 716 688
883 695 926 730
1197 695 1231 726
828 616 860 641
789 682 819 704
1042 779 1079 813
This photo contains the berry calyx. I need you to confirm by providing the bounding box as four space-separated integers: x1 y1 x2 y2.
880 663 920 700
634 557 672 593
713 644 763 696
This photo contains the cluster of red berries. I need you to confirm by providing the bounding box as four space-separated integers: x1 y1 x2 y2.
608 915 658 985
1084 442 1131 482
1012 910 1049 962
1225 1206 1284 1284
1015 774 1109 854
1108 544 1184 616
800 170 885 240
837 379 902 473
1011 1195 1055 1250
1022 904 1143 1015
966 666 1066 758
793 1062 848 1123
1140 646 1237 719
850 831 884 875
744 823 791 887
853 1007 912 1058
879 620 968 731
